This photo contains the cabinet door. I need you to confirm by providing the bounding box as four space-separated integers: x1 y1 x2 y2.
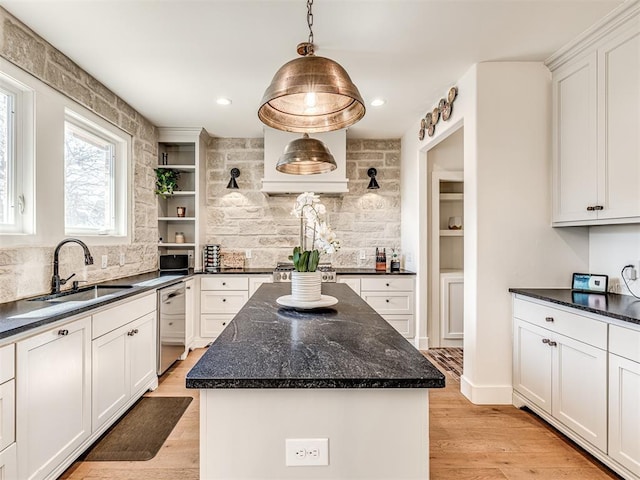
0 443 17 480
552 334 607 452
337 277 361 296
598 20 640 220
185 278 195 348
513 319 553 414
92 326 128 432
552 52 598 223
129 312 157 397
609 353 640 476
249 276 273 297
17 317 91 480
0 381 14 452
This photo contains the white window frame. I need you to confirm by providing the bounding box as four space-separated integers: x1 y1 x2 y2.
64 109 128 238
0 72 34 235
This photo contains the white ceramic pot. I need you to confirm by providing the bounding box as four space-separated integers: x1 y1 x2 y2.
291 271 322 302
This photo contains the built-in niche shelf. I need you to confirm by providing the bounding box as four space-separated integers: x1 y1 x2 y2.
439 193 464 202
440 230 463 237
157 128 209 269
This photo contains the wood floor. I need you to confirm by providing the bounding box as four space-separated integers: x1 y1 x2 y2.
60 348 622 480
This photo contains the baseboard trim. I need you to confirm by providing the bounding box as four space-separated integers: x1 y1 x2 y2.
417 336 429 350
460 375 513 405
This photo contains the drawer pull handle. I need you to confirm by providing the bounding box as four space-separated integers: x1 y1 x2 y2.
186 286 191 290
542 338 550 344
594 205 604 211
58 329 69 336
545 317 554 322
548 341 557 347
127 329 139 337
586 206 595 211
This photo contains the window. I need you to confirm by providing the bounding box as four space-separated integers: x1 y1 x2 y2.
64 111 127 236
0 74 33 235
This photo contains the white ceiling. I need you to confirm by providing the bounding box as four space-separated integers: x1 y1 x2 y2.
0 0 623 139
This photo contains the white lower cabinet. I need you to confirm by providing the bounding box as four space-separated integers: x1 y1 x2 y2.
359 276 415 338
92 311 156 431
16 316 92 480
609 324 640 477
0 343 16 480
199 275 250 342
513 301 607 453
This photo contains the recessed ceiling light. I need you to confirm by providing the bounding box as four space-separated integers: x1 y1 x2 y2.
370 98 386 107
216 97 232 106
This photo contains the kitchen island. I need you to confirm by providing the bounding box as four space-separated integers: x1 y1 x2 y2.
187 283 444 479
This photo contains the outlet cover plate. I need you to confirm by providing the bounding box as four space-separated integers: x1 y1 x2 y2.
285 438 329 467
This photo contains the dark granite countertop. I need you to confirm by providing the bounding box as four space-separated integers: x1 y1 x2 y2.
186 283 444 389
0 270 193 341
196 268 416 276
335 268 416 275
509 288 640 326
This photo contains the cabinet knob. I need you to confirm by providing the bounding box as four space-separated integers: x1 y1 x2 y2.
222 282 226 286
186 286 191 290
222 322 226 326
222 298 226 302
545 317 554 322
385 299 390 303
386 283 390 287
58 329 69 336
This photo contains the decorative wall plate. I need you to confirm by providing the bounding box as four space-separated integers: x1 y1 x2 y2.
427 124 436 137
425 114 433 128
442 101 452 121
447 86 458 103
431 107 440 125
418 126 425 140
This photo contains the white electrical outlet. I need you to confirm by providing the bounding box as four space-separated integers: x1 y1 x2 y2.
245 249 252 259
119 253 126 266
359 249 366 260
285 438 329 467
101 255 108 269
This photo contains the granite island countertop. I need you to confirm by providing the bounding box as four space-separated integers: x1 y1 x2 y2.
509 288 640 326
186 282 444 389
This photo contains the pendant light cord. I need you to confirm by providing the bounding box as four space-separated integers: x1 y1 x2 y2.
307 0 314 45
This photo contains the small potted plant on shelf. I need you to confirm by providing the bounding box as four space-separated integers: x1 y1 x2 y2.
154 168 180 198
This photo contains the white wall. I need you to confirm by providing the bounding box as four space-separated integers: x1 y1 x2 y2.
402 62 591 404
589 224 640 295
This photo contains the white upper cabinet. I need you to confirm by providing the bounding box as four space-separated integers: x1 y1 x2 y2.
549 4 640 226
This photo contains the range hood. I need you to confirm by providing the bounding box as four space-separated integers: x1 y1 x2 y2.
262 128 348 195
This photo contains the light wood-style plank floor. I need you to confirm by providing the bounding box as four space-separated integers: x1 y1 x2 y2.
60 348 622 480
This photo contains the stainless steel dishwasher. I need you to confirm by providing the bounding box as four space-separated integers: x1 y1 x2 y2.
157 281 186 375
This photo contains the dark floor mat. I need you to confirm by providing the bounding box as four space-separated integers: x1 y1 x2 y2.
83 396 193 461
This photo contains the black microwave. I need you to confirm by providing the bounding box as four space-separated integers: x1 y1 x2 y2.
159 254 189 272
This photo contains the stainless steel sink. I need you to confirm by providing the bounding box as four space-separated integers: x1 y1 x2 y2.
28 285 134 303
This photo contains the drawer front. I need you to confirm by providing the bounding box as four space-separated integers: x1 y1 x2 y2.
0 379 15 451
610 324 640 363
513 298 607 349
201 276 248 291
361 276 414 292
201 291 249 314
383 315 414 337
93 292 156 339
362 292 414 315
0 344 14 384
0 442 17 479
201 314 234 337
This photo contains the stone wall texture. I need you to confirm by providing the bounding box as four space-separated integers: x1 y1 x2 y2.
0 8 158 303
205 138 402 268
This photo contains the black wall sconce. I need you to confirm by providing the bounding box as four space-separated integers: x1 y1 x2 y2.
367 168 380 190
227 168 240 189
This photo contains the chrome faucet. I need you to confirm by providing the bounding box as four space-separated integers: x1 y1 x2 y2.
51 238 94 294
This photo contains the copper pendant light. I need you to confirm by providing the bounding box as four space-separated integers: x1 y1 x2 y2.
276 134 337 175
258 0 365 133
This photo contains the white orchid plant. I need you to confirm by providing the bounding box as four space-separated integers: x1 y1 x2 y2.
289 192 341 272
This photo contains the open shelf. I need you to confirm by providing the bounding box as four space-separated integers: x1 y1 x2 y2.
440 229 463 237
440 193 464 201
158 217 196 222
157 164 196 172
158 242 196 248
